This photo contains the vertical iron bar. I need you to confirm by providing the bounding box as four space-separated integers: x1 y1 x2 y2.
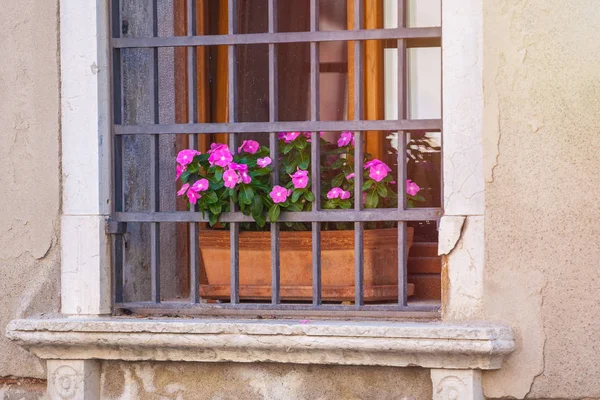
353 0 364 307
228 0 240 304
310 0 322 307
397 0 408 306
187 0 200 303
149 0 161 304
111 0 124 304
268 0 280 305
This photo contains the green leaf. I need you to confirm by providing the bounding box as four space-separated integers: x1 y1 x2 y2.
209 202 222 214
239 185 255 205
304 191 315 202
365 190 379 208
179 170 191 183
331 157 347 169
284 163 296 174
254 214 267 228
323 200 337 209
208 212 219 227
283 143 294 154
295 137 308 149
331 173 345 188
251 193 264 217
210 180 224 190
268 204 281 222
204 191 219 204
291 189 303 203
297 151 310 170
339 200 352 209
250 168 271 177
377 185 388 197
362 180 374 190
287 202 303 212
214 167 223 182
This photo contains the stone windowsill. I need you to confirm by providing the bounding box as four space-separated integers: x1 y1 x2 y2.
6 317 514 370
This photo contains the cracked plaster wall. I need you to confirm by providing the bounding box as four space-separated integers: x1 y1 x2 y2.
482 0 600 398
100 361 432 400
0 0 61 380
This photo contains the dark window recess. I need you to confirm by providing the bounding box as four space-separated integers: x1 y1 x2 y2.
109 0 442 318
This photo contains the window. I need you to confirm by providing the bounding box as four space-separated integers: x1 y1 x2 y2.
110 0 442 317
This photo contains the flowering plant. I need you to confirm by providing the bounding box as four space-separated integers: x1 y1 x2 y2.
176 132 424 229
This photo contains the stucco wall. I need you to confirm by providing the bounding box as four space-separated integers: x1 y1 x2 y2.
101 361 432 400
0 0 61 380
482 0 600 398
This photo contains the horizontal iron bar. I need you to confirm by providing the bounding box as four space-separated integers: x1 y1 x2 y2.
116 208 442 223
115 301 441 315
113 27 441 48
115 119 441 135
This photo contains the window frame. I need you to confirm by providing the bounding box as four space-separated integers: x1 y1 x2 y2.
58 0 485 321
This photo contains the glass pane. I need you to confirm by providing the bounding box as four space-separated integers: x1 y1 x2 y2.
408 47 441 120
383 0 441 28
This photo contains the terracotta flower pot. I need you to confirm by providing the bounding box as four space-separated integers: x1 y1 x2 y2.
198 227 414 302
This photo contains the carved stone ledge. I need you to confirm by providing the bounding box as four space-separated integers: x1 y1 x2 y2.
7 318 514 370
47 360 100 400
431 369 484 400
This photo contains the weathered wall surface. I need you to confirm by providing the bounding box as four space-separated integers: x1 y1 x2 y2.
0 0 61 380
101 361 432 400
482 0 600 398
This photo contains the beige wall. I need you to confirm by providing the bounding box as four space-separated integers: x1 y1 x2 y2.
0 0 61 380
482 0 600 398
101 362 432 400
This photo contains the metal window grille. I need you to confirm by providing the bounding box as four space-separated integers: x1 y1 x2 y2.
109 0 443 318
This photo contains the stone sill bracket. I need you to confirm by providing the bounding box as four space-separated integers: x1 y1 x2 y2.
7 318 513 400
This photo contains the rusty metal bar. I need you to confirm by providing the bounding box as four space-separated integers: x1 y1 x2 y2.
113 27 442 48
228 0 240 304
149 0 161 304
110 0 125 304
397 0 409 307
268 0 280 305
353 0 364 308
310 0 322 307
187 0 200 304
116 301 440 314
117 208 442 223
115 119 442 135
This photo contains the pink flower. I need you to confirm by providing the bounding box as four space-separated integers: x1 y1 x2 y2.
270 185 289 203
176 149 200 166
223 169 239 188
229 162 248 172
257 157 272 167
369 163 390 182
208 147 233 167
239 169 252 184
364 159 391 182
340 190 351 200
187 189 202 204
406 179 421 196
291 169 309 189
177 183 190 196
191 178 209 192
238 140 260 154
176 164 186 181
281 131 301 143
363 159 389 169
337 131 354 147
346 173 355 180
327 187 344 199
208 143 228 154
